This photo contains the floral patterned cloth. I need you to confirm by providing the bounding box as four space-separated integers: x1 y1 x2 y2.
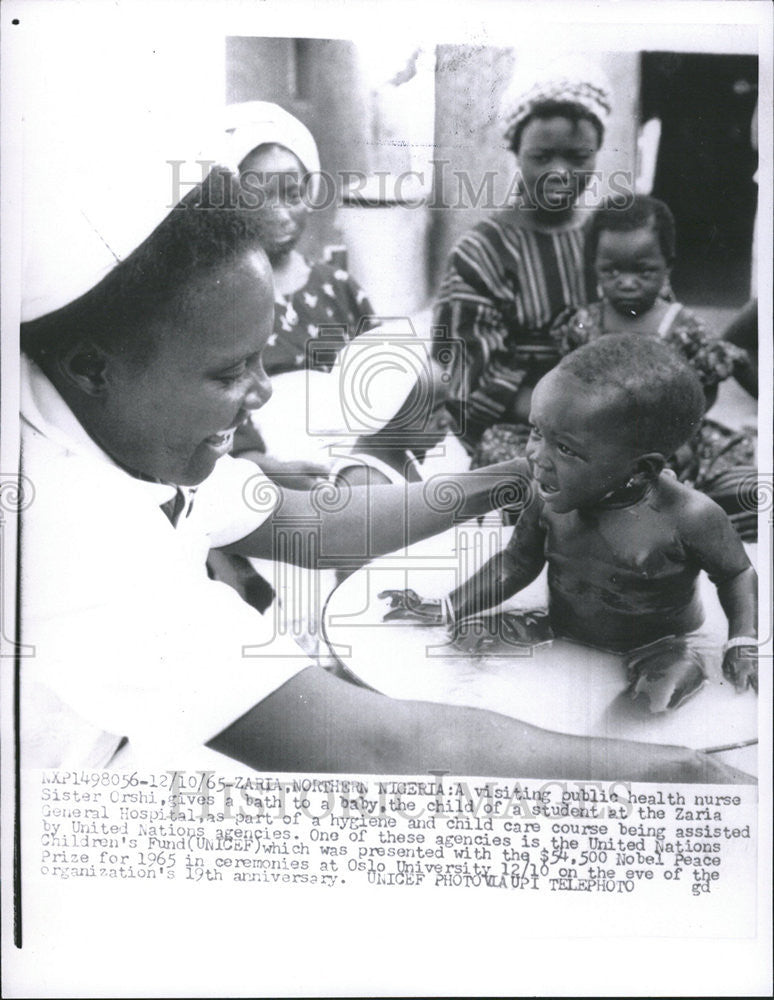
471 423 532 470
549 300 747 390
263 261 377 376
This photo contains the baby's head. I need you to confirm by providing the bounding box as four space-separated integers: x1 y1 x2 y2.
527 334 704 512
587 195 676 317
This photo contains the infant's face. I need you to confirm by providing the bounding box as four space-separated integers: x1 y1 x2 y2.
526 370 638 513
595 226 669 317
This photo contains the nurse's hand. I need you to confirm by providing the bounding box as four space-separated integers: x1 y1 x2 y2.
641 746 756 785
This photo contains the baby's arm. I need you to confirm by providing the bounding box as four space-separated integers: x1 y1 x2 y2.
680 491 758 691
549 306 589 357
449 496 547 621
718 568 758 692
380 496 546 632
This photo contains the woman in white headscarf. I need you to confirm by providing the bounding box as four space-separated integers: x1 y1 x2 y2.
215 103 381 616
225 101 377 377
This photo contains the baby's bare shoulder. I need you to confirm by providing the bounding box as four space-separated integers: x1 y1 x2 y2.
656 473 731 532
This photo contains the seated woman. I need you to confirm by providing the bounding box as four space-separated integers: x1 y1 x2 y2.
332 357 462 489
223 102 379 485
213 102 382 605
225 101 377 380
433 58 611 461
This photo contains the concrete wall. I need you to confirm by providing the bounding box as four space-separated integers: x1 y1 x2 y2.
428 47 641 292
225 41 653 308
226 36 371 265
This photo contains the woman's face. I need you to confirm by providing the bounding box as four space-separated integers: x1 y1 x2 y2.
516 116 599 220
94 253 275 486
239 144 310 262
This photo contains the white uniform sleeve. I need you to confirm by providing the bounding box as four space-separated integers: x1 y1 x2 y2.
194 454 281 549
21 444 309 769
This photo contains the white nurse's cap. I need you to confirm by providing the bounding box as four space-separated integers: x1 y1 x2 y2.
19 16 225 323
21 130 224 324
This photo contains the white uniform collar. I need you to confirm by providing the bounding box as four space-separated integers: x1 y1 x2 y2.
20 353 178 506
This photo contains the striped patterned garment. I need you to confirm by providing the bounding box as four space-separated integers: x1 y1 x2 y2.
433 215 595 446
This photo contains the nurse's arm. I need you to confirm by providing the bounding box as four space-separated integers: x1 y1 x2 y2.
207 665 753 785
225 458 530 568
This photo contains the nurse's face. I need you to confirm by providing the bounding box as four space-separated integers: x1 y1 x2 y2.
239 144 310 262
95 252 274 485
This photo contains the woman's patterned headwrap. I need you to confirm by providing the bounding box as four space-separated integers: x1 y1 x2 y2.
500 56 612 147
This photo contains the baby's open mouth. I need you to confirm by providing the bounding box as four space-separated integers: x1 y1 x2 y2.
205 428 236 446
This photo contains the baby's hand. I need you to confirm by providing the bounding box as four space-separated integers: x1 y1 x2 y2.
722 643 758 694
626 638 708 713
452 617 498 654
379 589 448 625
452 610 553 653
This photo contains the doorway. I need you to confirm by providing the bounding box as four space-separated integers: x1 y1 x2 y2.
640 52 758 307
